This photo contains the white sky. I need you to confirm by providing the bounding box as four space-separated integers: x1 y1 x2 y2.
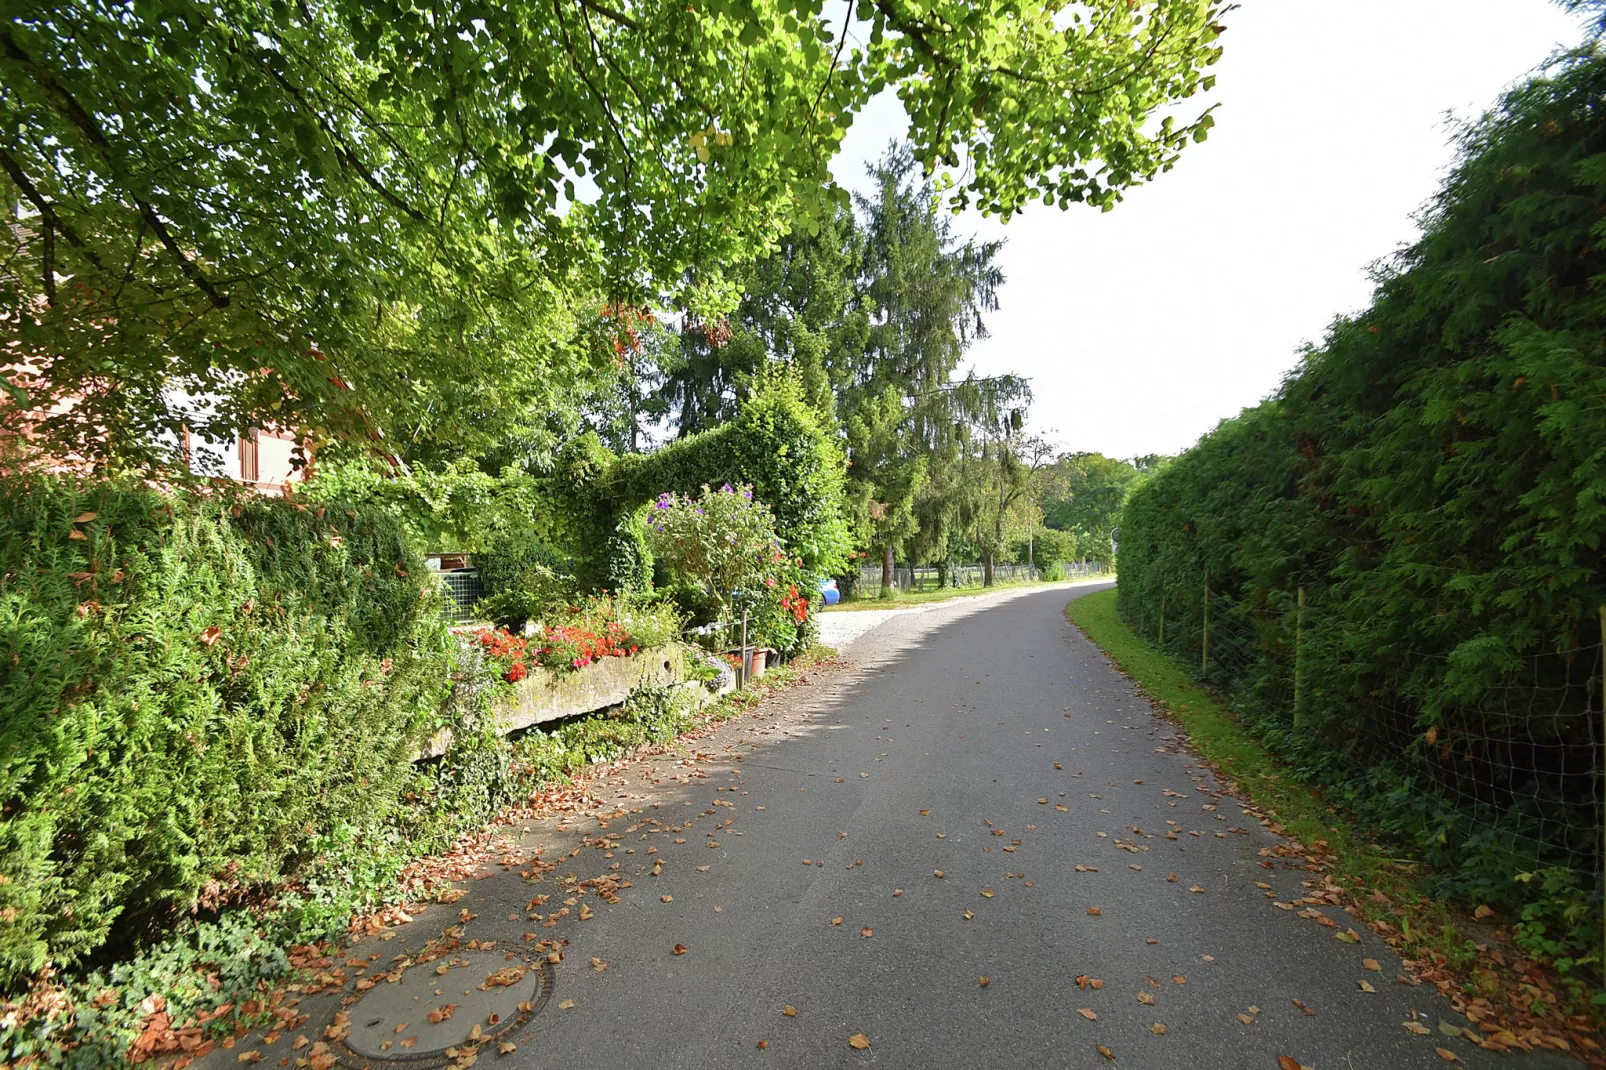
831 0 1589 459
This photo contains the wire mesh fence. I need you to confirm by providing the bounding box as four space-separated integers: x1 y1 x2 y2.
436 568 486 623
1124 573 1603 886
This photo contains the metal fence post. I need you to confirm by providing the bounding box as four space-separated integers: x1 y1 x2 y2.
1201 570 1210 677
739 610 749 690
1293 586 1307 730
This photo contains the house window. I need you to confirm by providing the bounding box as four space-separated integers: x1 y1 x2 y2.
239 431 259 483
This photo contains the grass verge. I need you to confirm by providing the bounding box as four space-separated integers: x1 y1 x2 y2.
1066 588 1601 1062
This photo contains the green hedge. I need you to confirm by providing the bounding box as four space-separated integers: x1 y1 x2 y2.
1118 45 1606 959
556 377 852 591
0 477 450 986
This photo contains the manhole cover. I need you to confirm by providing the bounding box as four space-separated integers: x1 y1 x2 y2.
333 947 554 1067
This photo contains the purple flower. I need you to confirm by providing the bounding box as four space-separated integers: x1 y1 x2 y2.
721 482 733 493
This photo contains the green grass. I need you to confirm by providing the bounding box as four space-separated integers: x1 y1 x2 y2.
1065 589 1494 980
826 573 1111 612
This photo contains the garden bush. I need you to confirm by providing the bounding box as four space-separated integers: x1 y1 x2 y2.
0 476 451 988
1117 43 1606 970
565 377 854 591
646 483 816 653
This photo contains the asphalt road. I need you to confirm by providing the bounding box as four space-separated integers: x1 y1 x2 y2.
204 583 1574 1070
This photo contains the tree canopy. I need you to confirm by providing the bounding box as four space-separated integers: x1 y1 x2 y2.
2 0 1226 467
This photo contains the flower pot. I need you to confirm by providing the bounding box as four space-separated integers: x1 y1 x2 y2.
748 647 768 679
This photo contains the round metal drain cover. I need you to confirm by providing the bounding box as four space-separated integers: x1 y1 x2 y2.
334 948 553 1067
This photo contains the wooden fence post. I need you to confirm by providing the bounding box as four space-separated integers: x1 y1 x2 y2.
1201 571 1210 676
1294 586 1307 729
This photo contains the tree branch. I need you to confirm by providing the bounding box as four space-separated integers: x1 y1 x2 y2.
2 28 229 306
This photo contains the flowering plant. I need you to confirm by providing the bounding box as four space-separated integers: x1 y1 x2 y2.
472 593 675 680
647 483 816 652
646 483 784 621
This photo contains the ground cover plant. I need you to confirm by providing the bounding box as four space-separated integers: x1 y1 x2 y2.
1115 41 1606 984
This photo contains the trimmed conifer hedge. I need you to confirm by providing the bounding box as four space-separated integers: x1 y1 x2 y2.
0 476 451 987
1118 43 1606 958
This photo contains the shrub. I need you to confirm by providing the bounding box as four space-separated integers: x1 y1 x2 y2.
0 476 450 987
610 376 852 581
645 483 815 651
1116 43 1606 969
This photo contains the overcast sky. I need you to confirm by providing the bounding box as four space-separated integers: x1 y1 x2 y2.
831 0 1589 460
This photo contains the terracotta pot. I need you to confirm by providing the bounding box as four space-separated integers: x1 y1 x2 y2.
748 647 768 679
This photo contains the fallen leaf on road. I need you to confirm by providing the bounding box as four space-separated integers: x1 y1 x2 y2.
1363 958 1382 972
1137 992 1155 1005
981 889 994 898
478 968 525 989
1189 885 1205 894
427 1004 456 1024
1097 1045 1114 1060
591 958 607 972
832 916 844 926
1151 1024 1166 1035
963 908 975 920
1055 762 1063 769
783 1005 798 1017
1056 804 1069 812
1172 976 1186 985
1077 1008 1097 1020
1087 907 1101 916
1166 874 1178 883
1278 1058 1300 1070
1291 997 1314 1016
978 977 989 987
934 870 945 879
661 895 673 903
860 927 873 938
1358 980 1376 993
848 1033 870 1050
1038 798 1049 804
1404 1021 1432 1036
558 1000 575 1010
1236 1013 1255 1025
672 944 687 955
893 889 903 897
756 1040 768 1050
1434 1049 1459 1062
498 1041 517 1054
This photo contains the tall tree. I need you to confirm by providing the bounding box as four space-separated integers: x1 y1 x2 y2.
2 0 1227 468
1042 452 1148 563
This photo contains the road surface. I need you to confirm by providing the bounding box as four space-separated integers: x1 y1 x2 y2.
206 584 1570 1070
